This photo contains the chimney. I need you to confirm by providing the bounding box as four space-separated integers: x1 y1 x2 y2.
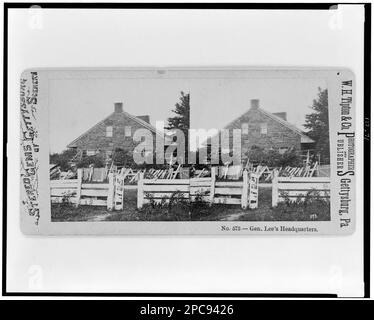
137 115 150 124
250 99 260 110
114 102 123 113
272 112 287 121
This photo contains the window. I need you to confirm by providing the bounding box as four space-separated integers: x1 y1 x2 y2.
106 126 113 137
260 123 268 135
241 123 249 135
124 126 132 137
87 150 97 156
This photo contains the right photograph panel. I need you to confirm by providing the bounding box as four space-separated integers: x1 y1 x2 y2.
189 76 330 222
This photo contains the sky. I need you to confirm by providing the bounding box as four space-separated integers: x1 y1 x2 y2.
190 77 326 131
49 78 192 153
49 77 326 153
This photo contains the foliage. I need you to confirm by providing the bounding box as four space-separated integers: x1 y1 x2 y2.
137 190 213 220
165 91 190 164
139 191 191 221
270 189 330 221
304 88 330 164
189 191 211 218
76 155 104 168
51 193 76 221
49 149 77 171
166 91 190 135
51 188 330 222
112 148 137 168
244 146 303 167
60 192 75 205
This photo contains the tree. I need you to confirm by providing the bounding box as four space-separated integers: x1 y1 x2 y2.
112 148 136 168
49 149 77 171
76 155 104 168
165 91 190 164
303 88 330 164
244 146 302 167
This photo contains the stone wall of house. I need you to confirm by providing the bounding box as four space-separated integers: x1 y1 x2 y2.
223 108 302 157
71 112 157 160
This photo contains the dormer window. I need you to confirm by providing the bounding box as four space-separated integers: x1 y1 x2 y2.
106 126 113 137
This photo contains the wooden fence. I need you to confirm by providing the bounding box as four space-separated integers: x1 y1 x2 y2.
50 169 124 210
272 171 330 207
137 167 259 209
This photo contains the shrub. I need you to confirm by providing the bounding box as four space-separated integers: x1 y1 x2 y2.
51 192 76 220
76 155 104 168
60 192 75 205
273 189 330 221
140 191 191 220
49 149 77 171
112 148 137 168
244 146 303 167
190 190 211 218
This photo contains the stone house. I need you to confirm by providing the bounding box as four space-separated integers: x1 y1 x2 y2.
203 99 314 162
67 102 168 163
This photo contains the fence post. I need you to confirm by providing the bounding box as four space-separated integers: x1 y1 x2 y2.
137 172 144 209
114 175 125 211
209 167 216 206
118 178 125 211
75 168 83 207
272 170 279 207
249 173 259 209
88 165 94 182
241 169 249 209
107 172 115 211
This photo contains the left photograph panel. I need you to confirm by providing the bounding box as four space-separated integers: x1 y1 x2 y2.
48 72 191 222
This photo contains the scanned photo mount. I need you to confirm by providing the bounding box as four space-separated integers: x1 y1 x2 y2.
20 68 356 235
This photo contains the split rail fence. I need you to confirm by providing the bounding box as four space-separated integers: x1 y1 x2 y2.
137 167 259 209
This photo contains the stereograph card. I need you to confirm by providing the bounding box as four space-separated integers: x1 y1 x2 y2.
20 68 356 235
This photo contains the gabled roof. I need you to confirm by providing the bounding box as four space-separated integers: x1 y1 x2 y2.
201 106 314 146
67 110 165 148
256 108 314 144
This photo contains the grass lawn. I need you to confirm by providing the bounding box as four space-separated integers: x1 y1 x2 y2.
51 187 330 222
